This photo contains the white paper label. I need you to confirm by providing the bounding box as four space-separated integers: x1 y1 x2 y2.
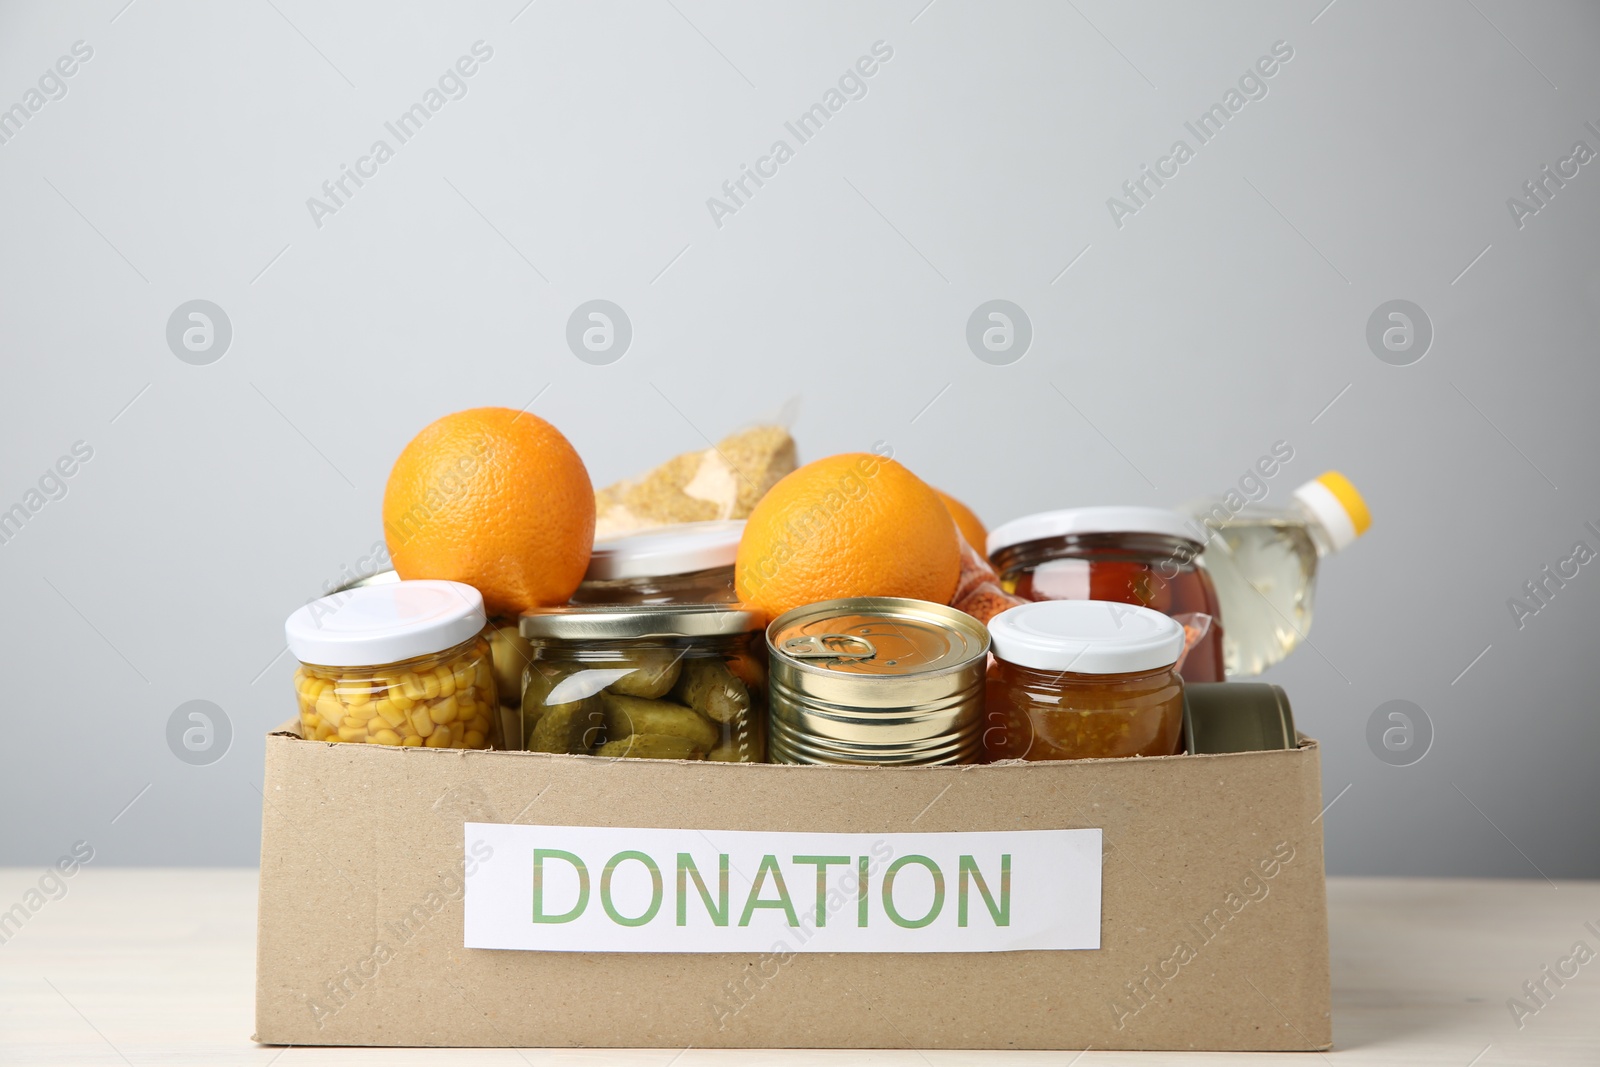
463 823 1101 954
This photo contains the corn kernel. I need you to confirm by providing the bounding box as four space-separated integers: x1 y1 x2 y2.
315 694 345 726
294 647 498 748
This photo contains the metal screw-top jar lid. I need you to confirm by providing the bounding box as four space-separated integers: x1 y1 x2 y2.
584 520 745 581
519 603 759 641
766 597 990 765
285 580 485 667
987 600 1184 674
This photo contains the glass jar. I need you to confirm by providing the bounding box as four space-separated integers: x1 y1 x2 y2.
569 521 743 605
987 506 1225 683
982 599 1185 761
285 580 499 748
517 604 765 761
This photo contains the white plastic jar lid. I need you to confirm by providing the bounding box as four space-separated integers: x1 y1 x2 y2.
285 580 486 668
986 599 1185 674
986 506 1201 558
584 520 745 582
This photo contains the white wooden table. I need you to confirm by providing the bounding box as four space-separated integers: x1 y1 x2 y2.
0 871 1593 1064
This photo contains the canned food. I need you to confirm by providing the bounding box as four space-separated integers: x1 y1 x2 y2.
766 597 990 766
1183 682 1297 753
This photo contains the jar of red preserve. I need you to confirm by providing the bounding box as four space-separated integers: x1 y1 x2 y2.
986 506 1225 683
983 599 1186 761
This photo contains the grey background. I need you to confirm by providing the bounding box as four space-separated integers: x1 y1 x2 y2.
1 0 1596 877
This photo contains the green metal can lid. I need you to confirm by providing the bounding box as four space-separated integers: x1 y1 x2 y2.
1183 682 1298 754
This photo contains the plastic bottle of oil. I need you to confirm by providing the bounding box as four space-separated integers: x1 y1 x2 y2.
1189 471 1370 677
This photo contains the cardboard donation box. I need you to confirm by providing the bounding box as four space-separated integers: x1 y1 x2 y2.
254 729 1332 1051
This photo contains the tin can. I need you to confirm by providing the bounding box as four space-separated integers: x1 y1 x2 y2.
1182 682 1297 754
766 597 990 765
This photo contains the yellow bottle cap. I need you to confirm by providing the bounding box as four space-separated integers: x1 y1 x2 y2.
1292 471 1370 551
1315 471 1370 536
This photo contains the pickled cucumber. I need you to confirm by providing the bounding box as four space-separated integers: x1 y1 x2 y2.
595 733 706 760
672 658 751 724
600 692 719 750
528 696 604 754
519 662 578 741
605 649 683 698
487 621 533 709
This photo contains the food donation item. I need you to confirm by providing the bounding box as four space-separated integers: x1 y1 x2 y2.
570 520 744 605
383 406 595 616
736 453 961 621
766 597 989 766
1189 471 1371 677
285 580 499 748
517 604 765 762
987 505 1225 683
594 425 796 539
983 599 1185 761
1182 682 1297 754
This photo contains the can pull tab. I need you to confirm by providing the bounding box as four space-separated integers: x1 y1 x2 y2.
781 633 878 660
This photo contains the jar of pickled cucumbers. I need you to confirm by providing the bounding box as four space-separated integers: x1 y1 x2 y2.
516 604 765 761
569 521 744 605
285 580 499 749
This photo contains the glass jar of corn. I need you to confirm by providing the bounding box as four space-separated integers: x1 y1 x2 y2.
284 580 499 749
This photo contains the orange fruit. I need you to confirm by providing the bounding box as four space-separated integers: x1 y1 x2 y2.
935 489 987 553
383 407 594 616
735 453 961 619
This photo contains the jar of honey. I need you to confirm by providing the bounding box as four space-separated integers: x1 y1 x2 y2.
987 506 1225 682
982 599 1185 761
